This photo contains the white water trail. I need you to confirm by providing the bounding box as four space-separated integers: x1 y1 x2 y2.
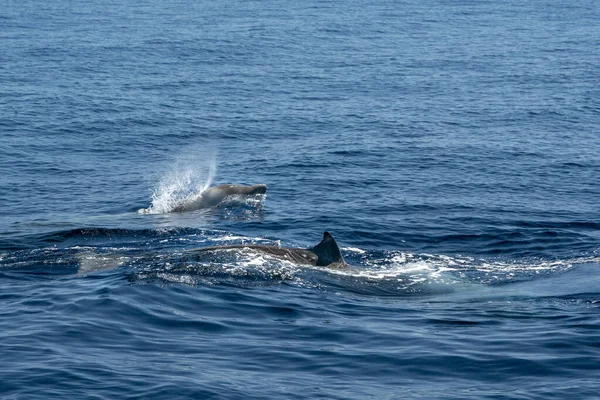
139 151 217 214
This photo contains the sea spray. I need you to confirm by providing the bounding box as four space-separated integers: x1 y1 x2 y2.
139 152 217 214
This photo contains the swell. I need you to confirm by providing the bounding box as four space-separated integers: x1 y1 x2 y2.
1 276 599 399
1 226 598 302
343 228 598 260
39 227 208 245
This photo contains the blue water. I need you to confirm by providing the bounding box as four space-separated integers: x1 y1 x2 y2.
2 0 600 398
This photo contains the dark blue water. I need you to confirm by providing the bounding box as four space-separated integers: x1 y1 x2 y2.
2 0 600 398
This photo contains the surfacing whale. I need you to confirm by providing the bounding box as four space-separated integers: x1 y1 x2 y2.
172 184 267 212
187 231 347 268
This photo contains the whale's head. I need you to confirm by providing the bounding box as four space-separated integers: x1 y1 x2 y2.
248 184 267 194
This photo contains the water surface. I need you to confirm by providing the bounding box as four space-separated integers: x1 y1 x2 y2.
1 0 600 398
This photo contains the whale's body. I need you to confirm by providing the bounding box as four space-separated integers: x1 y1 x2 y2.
172 184 267 212
187 232 346 268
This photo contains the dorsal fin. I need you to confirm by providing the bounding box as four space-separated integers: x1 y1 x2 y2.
311 232 345 266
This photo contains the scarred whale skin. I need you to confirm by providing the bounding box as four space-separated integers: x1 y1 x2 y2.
187 231 347 268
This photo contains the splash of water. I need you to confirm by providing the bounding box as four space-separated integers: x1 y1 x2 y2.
139 153 217 214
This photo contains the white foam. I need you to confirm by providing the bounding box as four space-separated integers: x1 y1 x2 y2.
156 272 197 285
212 235 255 242
342 247 366 254
311 252 600 288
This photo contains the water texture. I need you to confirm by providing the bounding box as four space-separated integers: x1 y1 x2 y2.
1 0 600 398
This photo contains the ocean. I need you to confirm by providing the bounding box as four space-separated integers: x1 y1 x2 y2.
1 0 600 398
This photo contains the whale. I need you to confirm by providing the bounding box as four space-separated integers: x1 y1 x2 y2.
171 184 267 212
187 231 347 268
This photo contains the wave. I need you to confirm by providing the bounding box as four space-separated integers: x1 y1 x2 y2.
1 228 598 300
39 227 209 243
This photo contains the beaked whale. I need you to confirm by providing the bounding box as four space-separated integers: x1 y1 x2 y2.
172 184 267 212
187 231 347 268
